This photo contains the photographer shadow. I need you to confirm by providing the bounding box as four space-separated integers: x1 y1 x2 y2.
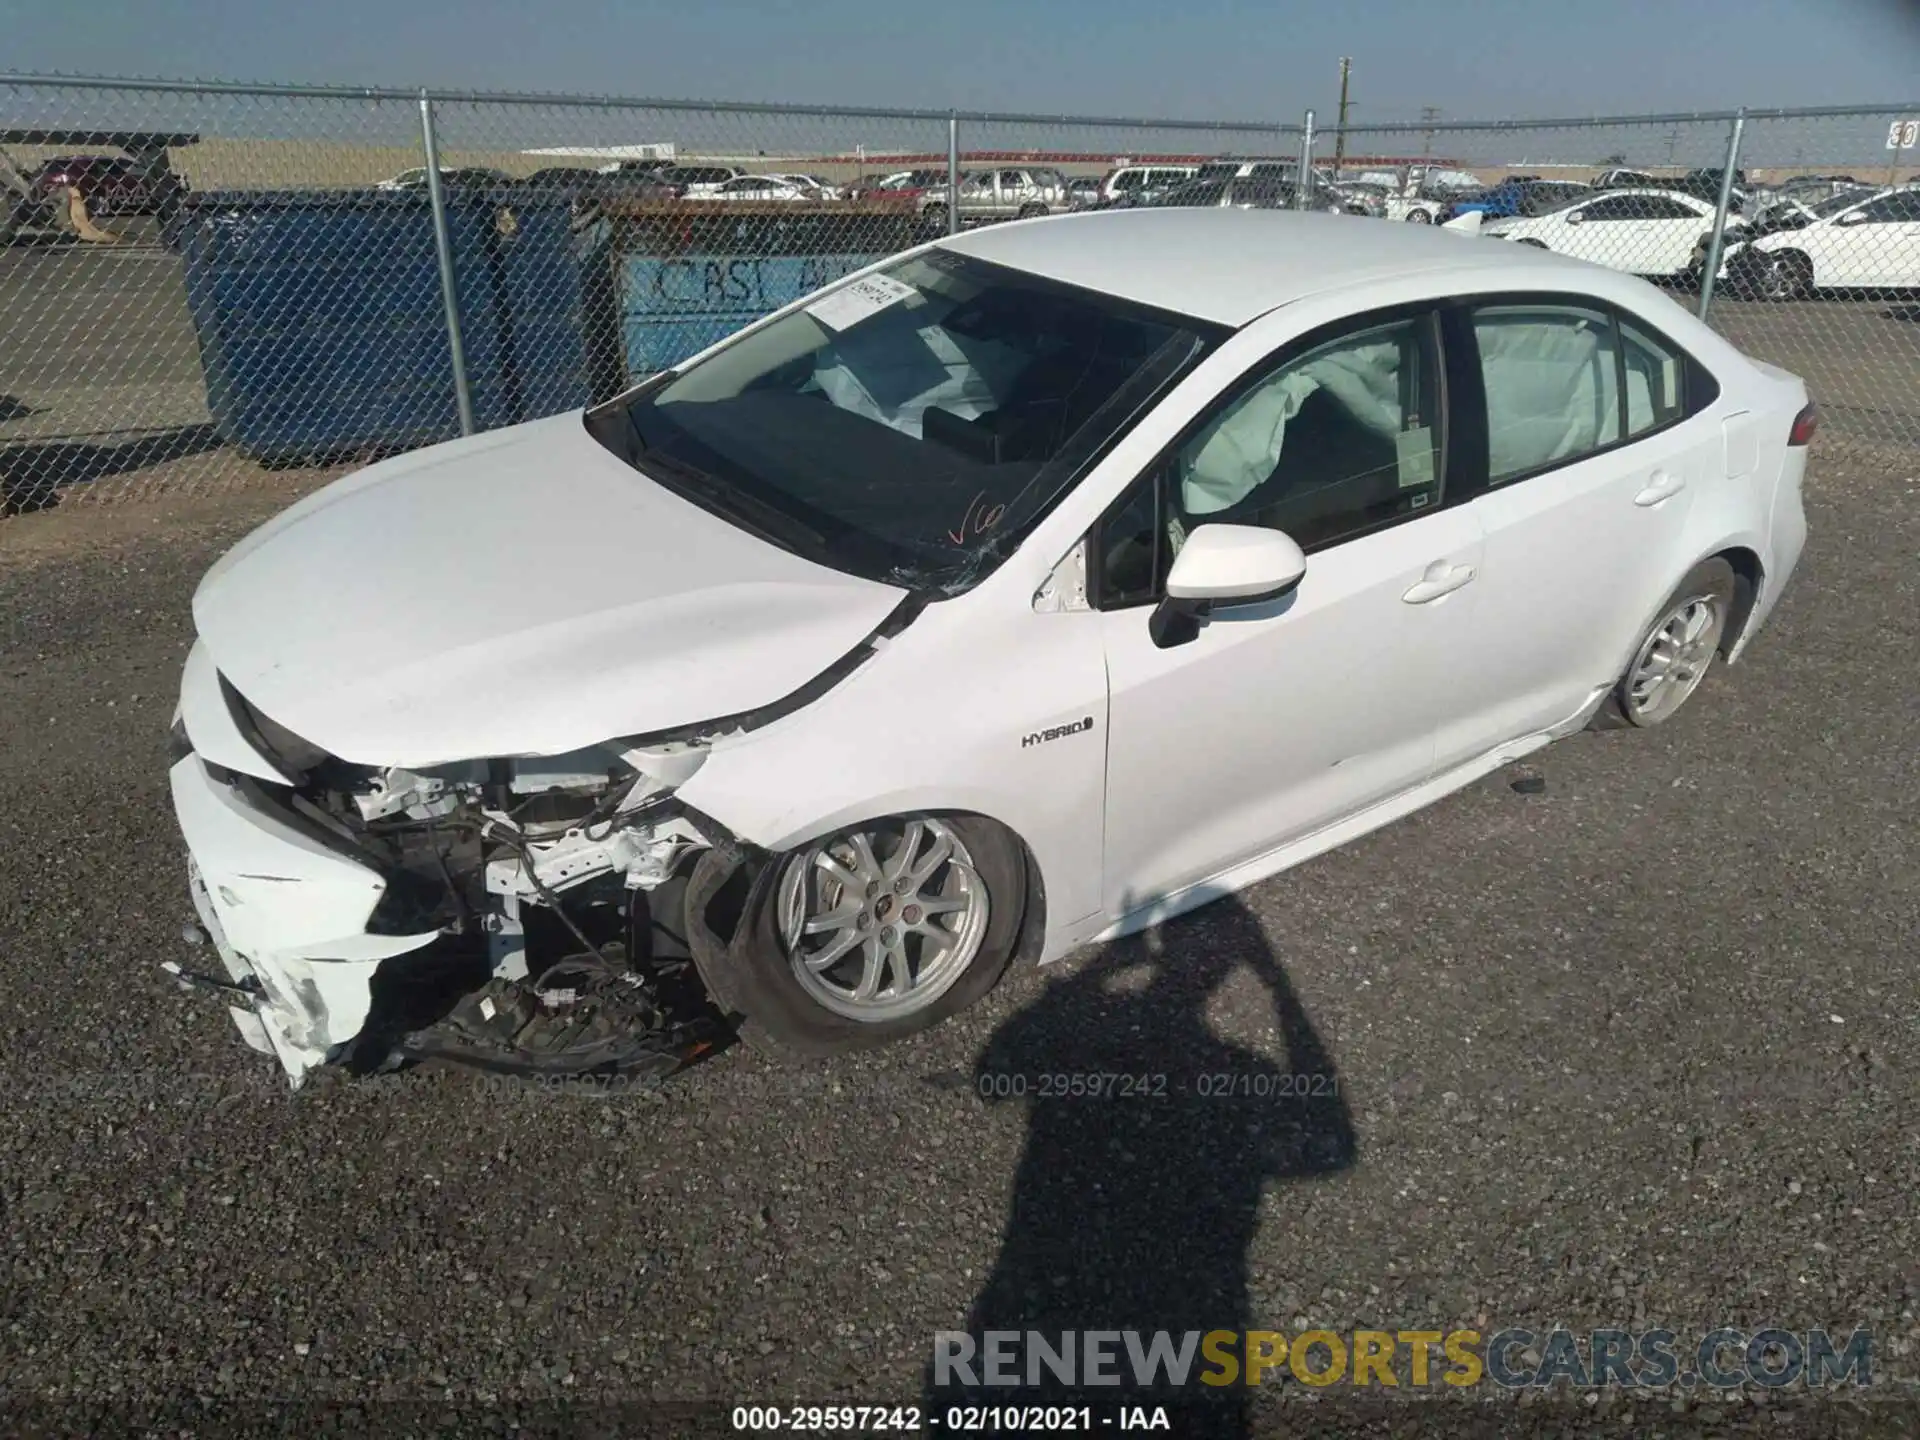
927 898 1356 1436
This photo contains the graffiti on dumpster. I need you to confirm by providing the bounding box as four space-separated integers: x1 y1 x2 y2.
622 251 885 375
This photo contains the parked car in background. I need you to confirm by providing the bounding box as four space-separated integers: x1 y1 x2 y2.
166 209 1811 1082
1730 185 1920 298
28 153 186 217
522 166 603 191
1673 168 1749 205
1112 174 1352 215
1592 167 1661 190
1066 176 1104 208
845 169 948 203
657 164 744 196
1358 165 1485 223
376 166 509 191
769 173 843 199
1483 187 1738 279
1100 164 1198 203
1324 179 1388 217
1740 184 1876 239
924 167 1071 222
690 175 818 203
1443 178 1591 222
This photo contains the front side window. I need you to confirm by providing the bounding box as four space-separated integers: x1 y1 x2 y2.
1474 304 1621 482
1113 170 1145 192
1171 317 1441 546
596 251 1219 592
1096 315 1444 605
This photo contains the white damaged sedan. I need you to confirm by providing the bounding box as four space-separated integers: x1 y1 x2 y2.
170 209 1813 1084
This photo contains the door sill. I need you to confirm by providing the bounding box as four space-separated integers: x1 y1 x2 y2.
1090 731 1559 946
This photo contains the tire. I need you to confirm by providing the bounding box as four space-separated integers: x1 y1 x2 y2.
1405 208 1433 224
1594 558 1737 730
1016 203 1049 219
1759 251 1813 302
688 813 1026 1058
1514 237 1548 249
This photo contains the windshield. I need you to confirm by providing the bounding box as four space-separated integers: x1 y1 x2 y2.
595 250 1221 592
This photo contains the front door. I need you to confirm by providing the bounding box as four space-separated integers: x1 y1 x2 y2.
1095 309 1486 918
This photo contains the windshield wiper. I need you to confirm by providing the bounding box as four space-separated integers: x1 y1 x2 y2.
633 446 828 559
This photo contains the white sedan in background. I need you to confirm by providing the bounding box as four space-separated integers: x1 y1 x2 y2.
1731 186 1920 298
168 210 1812 1085
685 175 817 202
1484 187 1732 278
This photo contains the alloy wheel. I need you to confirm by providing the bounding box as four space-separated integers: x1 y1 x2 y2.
1624 593 1727 724
776 817 991 1022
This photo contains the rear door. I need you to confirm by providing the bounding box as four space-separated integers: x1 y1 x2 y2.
1439 298 1721 755
1560 193 1709 275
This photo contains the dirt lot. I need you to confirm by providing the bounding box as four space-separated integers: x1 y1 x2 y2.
2 443 1918 1435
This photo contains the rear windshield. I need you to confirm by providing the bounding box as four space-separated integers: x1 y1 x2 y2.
593 249 1222 593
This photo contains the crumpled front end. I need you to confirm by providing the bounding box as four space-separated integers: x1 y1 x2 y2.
168 638 724 1087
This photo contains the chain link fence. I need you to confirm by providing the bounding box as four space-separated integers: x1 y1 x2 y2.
2 76 1915 516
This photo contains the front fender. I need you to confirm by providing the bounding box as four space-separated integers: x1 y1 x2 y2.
675 604 1111 960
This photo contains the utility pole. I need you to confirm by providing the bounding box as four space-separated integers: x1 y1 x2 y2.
1420 105 1441 160
1332 57 1353 176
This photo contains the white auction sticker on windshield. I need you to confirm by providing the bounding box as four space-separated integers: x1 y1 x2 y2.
805 273 917 331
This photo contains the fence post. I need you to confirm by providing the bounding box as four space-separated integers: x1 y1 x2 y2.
1296 110 1316 210
947 111 961 236
418 90 475 436
1696 107 1747 323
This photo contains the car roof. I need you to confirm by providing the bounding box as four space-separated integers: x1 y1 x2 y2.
934 208 1609 326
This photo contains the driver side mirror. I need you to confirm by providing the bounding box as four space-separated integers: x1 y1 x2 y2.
1564 209 1586 225
1149 524 1308 649
1835 210 1869 226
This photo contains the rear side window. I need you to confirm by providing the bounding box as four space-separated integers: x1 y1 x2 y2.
1473 304 1620 483
1467 299 1719 485
1619 319 1687 435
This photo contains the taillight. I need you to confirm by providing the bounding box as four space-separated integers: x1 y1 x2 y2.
1788 401 1818 447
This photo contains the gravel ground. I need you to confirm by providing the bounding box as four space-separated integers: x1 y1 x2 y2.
2 454 1919 1437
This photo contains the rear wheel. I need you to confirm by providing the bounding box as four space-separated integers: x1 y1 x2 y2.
1514 237 1548 249
688 814 1026 1057
1597 558 1737 729
1016 202 1049 219
1405 208 1433 224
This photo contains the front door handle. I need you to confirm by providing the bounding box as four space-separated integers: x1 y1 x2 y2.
1402 561 1476 604
1634 470 1687 507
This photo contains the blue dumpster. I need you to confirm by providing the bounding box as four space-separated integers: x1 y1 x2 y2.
177 189 589 463
611 206 934 377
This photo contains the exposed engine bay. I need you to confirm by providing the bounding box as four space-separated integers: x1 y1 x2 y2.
172 717 752 1084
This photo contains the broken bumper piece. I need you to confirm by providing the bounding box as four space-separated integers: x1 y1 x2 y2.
169 755 440 1086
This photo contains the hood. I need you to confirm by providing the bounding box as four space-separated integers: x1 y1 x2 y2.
193 413 908 767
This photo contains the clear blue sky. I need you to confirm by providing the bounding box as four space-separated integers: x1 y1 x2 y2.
1 0 1914 118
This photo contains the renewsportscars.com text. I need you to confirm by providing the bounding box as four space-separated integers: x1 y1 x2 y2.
933 1326 1872 1389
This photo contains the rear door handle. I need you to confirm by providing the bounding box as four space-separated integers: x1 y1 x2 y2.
1634 470 1687 507
1402 561 1476 604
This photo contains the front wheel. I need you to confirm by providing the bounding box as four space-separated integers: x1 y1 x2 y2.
1016 202 1049 219
1598 558 1737 729
1404 208 1433 224
1514 237 1548 249
1759 251 1812 302
689 814 1026 1056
